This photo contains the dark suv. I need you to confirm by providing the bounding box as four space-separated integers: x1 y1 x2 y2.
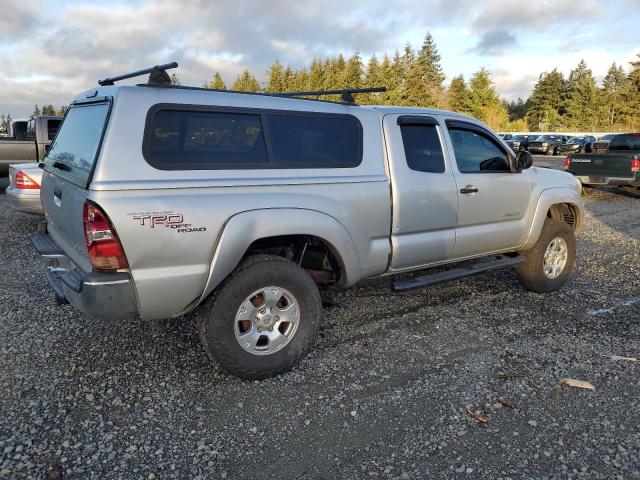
528 135 567 156
557 136 596 155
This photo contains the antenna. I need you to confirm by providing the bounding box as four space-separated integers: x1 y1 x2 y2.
98 62 178 86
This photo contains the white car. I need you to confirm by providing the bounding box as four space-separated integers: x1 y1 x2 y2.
6 163 43 215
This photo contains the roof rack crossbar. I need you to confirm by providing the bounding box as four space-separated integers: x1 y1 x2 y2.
275 87 386 103
98 62 178 86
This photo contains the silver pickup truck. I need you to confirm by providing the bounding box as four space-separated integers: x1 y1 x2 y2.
0 115 62 177
32 65 584 379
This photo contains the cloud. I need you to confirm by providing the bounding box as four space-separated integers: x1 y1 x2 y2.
0 0 40 39
0 0 634 117
470 30 518 55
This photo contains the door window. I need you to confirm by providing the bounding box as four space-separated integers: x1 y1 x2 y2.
399 124 445 173
449 128 511 173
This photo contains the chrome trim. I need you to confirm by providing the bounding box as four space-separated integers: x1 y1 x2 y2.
83 279 130 286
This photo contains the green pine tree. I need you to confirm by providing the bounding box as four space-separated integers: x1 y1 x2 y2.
204 72 226 90
526 69 565 130
467 69 508 130
416 32 446 107
399 61 428 106
448 75 470 114
341 51 363 89
563 60 598 130
265 60 285 92
232 69 260 92
601 63 628 128
170 73 181 85
33 104 41 116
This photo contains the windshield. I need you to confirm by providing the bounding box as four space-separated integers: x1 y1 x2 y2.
511 135 525 141
567 137 584 144
608 134 640 151
599 135 614 141
43 101 110 187
535 135 557 142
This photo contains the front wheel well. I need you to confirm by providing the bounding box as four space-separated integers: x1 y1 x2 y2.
546 203 580 231
244 235 343 286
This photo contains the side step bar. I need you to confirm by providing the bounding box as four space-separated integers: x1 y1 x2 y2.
391 255 526 292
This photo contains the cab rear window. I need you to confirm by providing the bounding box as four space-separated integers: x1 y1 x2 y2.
43 102 110 187
143 106 362 170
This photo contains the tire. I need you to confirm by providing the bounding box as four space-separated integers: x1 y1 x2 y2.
516 220 576 293
197 255 322 380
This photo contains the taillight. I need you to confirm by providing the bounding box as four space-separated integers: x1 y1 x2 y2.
631 157 640 173
15 171 40 189
564 156 571 170
83 202 128 271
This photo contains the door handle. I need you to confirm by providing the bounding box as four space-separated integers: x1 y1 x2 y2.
460 186 478 194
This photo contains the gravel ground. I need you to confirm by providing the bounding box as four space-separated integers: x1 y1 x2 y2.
1 170 639 479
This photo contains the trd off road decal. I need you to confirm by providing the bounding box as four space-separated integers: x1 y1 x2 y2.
128 211 206 233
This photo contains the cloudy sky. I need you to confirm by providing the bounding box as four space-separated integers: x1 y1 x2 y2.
1 0 639 117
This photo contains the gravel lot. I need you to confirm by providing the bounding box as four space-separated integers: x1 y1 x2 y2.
1 161 639 479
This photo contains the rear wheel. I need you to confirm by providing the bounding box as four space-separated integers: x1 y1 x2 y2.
517 220 576 293
197 255 322 379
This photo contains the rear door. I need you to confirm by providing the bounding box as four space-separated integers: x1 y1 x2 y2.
384 114 458 271
443 119 531 259
40 100 111 271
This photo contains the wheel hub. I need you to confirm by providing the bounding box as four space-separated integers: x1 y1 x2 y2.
234 286 300 356
256 307 277 331
543 237 568 279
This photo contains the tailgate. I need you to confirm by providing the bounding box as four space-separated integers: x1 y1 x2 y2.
40 100 111 272
40 171 92 271
568 154 633 177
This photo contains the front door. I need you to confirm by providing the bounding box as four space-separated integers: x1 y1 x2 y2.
384 114 459 271
443 119 532 259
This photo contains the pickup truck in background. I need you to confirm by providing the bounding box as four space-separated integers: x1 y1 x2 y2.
0 115 62 177
528 135 568 156
565 133 640 195
591 134 615 154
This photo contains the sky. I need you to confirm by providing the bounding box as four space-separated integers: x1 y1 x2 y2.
1 0 639 118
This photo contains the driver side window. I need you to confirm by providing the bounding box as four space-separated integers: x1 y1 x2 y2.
449 128 510 173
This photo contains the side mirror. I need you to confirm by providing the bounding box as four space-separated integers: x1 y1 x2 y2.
516 150 533 171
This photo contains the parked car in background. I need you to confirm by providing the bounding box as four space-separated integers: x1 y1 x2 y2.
6 163 44 215
565 133 640 194
557 136 596 155
528 135 565 155
32 63 583 380
505 134 529 152
592 134 616 154
0 115 62 177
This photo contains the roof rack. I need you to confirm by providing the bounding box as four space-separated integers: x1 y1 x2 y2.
275 87 386 104
98 62 178 86
101 61 387 105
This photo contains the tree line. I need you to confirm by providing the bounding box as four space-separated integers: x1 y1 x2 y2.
3 33 639 134
201 33 640 132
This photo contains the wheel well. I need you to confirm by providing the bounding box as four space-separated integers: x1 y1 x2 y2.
244 235 343 285
547 203 579 231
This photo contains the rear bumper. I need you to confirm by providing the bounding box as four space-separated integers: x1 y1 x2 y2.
32 226 138 321
6 185 43 215
576 175 639 186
